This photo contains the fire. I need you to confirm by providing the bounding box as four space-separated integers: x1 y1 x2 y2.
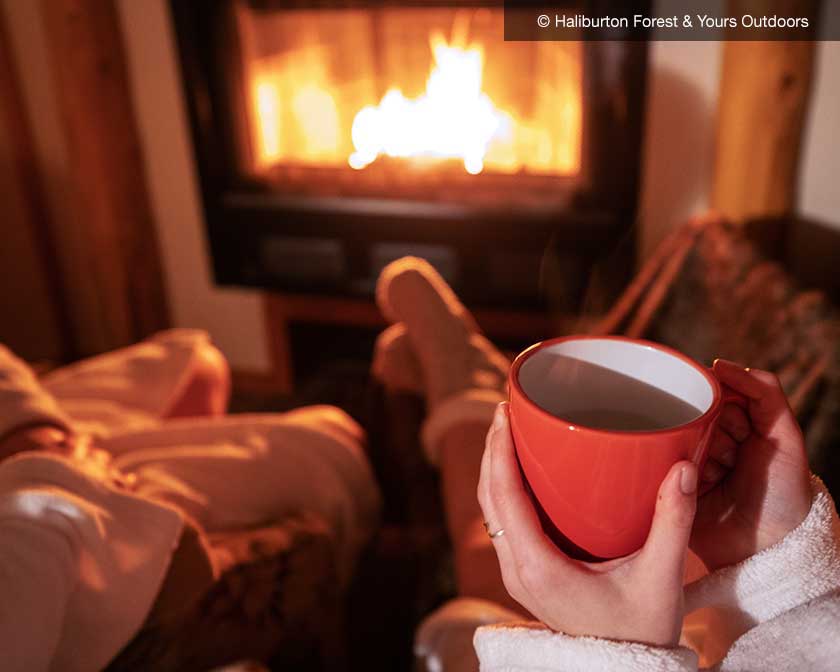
349 34 509 175
254 77 281 165
251 56 344 168
245 14 581 178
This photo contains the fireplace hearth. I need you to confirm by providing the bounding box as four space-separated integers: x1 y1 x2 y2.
171 1 650 309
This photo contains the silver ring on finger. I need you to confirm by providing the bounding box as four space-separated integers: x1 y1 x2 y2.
484 521 505 539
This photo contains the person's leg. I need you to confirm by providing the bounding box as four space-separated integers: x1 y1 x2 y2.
106 409 362 671
41 330 230 435
104 406 380 583
438 421 524 614
374 257 521 613
163 338 230 419
374 258 527 672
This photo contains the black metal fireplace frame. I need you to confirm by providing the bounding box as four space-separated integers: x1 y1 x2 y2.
169 0 650 308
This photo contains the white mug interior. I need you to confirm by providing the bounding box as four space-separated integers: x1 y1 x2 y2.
517 338 714 430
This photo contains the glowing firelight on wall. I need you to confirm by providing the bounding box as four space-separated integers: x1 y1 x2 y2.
348 35 510 175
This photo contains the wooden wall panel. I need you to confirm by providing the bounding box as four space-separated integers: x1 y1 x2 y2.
39 0 170 354
0 8 67 361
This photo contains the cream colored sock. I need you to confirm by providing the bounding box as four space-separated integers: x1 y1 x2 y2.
375 257 509 410
371 323 424 394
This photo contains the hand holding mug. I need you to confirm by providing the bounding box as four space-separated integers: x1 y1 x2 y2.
478 403 699 647
690 360 812 571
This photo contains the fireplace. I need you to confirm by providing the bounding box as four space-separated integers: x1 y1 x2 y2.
170 1 650 309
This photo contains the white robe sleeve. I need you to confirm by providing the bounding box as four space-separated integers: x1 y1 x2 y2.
0 454 184 672
474 476 840 672
695 475 840 671
684 476 840 630
0 345 72 440
0 514 78 672
712 591 840 671
473 623 698 671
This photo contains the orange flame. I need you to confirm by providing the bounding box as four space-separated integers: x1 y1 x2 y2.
248 25 581 177
349 34 509 175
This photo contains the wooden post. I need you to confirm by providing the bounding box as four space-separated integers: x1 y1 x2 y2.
711 0 820 223
40 0 169 354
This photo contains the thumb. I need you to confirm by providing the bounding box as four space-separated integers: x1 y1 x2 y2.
638 461 698 585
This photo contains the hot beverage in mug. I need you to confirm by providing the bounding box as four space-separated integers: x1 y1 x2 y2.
523 355 704 431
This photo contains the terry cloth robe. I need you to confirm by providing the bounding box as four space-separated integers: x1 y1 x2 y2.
0 333 380 672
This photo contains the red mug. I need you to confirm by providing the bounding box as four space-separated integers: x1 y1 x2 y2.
508 335 724 560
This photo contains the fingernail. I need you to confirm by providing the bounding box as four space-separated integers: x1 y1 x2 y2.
680 464 698 495
492 403 506 431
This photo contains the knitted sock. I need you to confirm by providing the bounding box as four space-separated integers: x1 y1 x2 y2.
375 257 509 410
376 256 480 334
371 323 424 395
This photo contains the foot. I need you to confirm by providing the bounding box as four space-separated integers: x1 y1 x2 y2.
371 323 424 394
375 257 509 409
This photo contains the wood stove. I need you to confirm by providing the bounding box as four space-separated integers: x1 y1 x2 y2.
170 1 650 310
